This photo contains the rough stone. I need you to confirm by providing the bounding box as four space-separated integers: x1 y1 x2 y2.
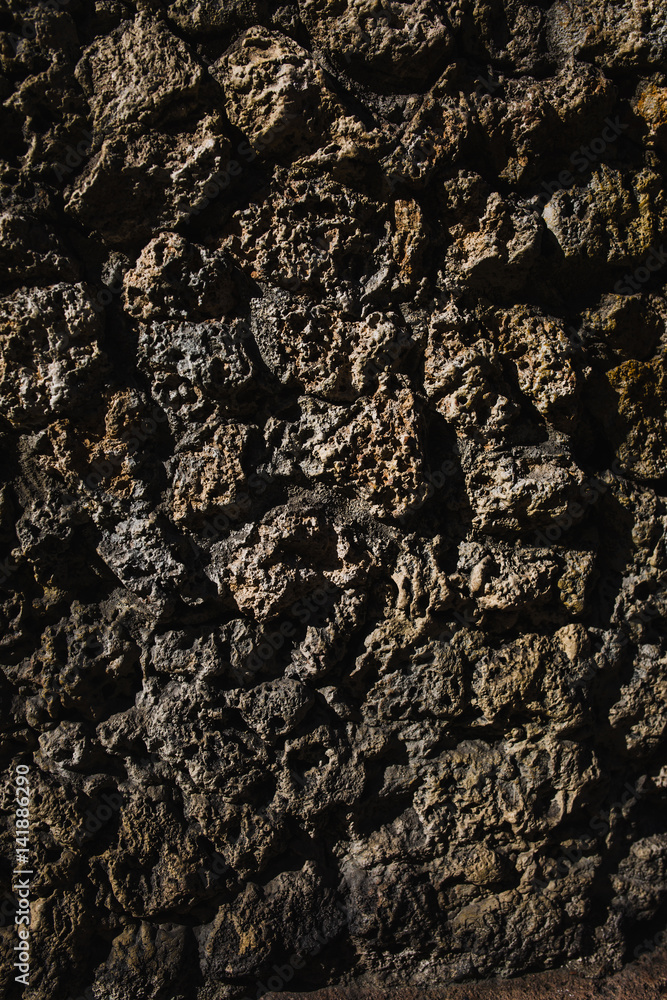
0 4 665 1000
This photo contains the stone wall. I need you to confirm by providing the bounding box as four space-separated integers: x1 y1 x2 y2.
0 2 666 998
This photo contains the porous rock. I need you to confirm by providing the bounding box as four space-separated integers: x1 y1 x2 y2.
0 3 666 1000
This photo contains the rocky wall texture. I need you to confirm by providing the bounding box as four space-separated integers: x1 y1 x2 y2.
0 1 666 998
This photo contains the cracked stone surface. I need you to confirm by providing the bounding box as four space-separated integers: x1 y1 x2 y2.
0 2 666 1000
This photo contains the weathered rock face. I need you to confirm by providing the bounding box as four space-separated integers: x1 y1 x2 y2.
0 3 666 1000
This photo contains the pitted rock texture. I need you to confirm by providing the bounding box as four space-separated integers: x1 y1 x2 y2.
0 3 667 1000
